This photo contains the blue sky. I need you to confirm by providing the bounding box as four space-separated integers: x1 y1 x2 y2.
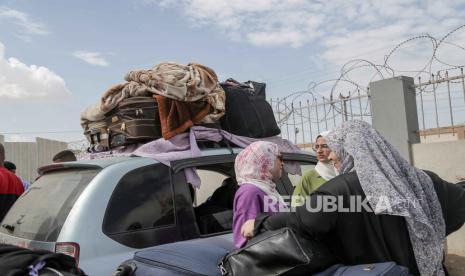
1 0 465 143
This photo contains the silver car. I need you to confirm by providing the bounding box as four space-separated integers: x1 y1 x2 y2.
0 147 316 275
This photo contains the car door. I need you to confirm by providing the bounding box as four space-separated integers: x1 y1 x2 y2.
170 152 317 239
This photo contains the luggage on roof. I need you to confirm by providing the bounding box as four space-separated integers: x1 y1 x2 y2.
105 96 162 148
81 64 282 152
220 78 281 138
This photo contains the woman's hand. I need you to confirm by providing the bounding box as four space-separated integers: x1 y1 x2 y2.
241 219 255 240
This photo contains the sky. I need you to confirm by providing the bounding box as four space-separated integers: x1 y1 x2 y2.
1 0 465 144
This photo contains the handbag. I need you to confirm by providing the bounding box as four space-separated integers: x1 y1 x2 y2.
218 227 336 276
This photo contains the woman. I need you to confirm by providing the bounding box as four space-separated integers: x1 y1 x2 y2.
232 141 285 248
292 131 337 206
241 121 465 275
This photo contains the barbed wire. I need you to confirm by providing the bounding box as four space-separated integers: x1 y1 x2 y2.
26 26 465 150
271 24 465 128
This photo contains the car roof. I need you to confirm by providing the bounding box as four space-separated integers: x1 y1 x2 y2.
39 147 314 173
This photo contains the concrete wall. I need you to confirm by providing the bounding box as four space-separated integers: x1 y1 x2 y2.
4 142 38 183
412 140 465 183
419 125 465 144
1 137 68 183
36 138 68 168
412 140 465 256
370 76 420 163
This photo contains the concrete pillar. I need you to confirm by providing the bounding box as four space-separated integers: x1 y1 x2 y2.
369 76 420 163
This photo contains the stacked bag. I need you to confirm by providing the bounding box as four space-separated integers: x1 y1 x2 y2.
80 62 280 150
220 78 280 138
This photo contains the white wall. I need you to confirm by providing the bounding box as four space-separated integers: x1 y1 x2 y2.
412 140 465 183
412 140 465 256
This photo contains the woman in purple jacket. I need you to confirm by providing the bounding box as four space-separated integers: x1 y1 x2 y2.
232 141 286 248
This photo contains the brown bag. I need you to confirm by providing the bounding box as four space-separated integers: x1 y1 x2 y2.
105 97 162 148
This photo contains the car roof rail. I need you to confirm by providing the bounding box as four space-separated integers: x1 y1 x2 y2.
196 139 237 153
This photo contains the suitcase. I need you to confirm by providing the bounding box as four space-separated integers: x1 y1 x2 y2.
114 234 233 276
220 79 280 138
314 262 410 276
83 119 110 150
105 97 162 148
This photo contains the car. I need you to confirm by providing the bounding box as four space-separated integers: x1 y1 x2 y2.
115 233 408 276
0 146 317 275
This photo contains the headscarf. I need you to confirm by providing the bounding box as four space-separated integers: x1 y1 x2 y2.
325 120 445 276
314 130 338 181
235 141 286 207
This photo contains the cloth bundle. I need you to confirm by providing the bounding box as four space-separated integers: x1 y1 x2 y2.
80 62 226 140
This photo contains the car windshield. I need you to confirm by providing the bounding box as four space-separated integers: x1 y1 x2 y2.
0 168 100 242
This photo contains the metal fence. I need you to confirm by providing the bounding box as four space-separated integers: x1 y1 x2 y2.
270 68 465 147
269 91 372 149
415 68 465 140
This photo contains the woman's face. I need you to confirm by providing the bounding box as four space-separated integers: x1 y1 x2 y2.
314 137 332 163
271 153 283 179
328 152 342 173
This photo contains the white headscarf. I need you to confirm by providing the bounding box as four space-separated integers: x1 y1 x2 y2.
314 131 338 181
235 141 287 207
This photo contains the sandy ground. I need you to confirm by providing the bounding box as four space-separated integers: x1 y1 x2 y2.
446 254 465 276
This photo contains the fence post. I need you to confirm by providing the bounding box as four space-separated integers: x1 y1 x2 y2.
369 76 420 163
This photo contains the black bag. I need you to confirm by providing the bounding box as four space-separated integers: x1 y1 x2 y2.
0 244 84 276
105 97 162 148
220 79 280 138
218 227 335 276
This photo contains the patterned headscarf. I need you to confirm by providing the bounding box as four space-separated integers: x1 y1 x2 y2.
235 141 286 206
326 120 445 276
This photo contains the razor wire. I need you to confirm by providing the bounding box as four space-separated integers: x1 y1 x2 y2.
271 24 465 131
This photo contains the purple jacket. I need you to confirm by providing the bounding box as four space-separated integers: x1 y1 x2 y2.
232 184 281 248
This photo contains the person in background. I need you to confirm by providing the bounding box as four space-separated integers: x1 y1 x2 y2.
292 131 337 206
233 141 285 248
3 161 30 191
0 143 24 221
53 150 77 163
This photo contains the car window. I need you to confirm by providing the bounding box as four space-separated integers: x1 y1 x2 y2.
0 169 100 242
195 170 230 206
189 163 237 236
103 164 175 235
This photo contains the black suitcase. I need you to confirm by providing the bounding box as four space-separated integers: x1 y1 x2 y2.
220 79 280 138
105 97 162 148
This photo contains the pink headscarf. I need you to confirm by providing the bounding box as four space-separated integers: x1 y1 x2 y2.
235 141 286 206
